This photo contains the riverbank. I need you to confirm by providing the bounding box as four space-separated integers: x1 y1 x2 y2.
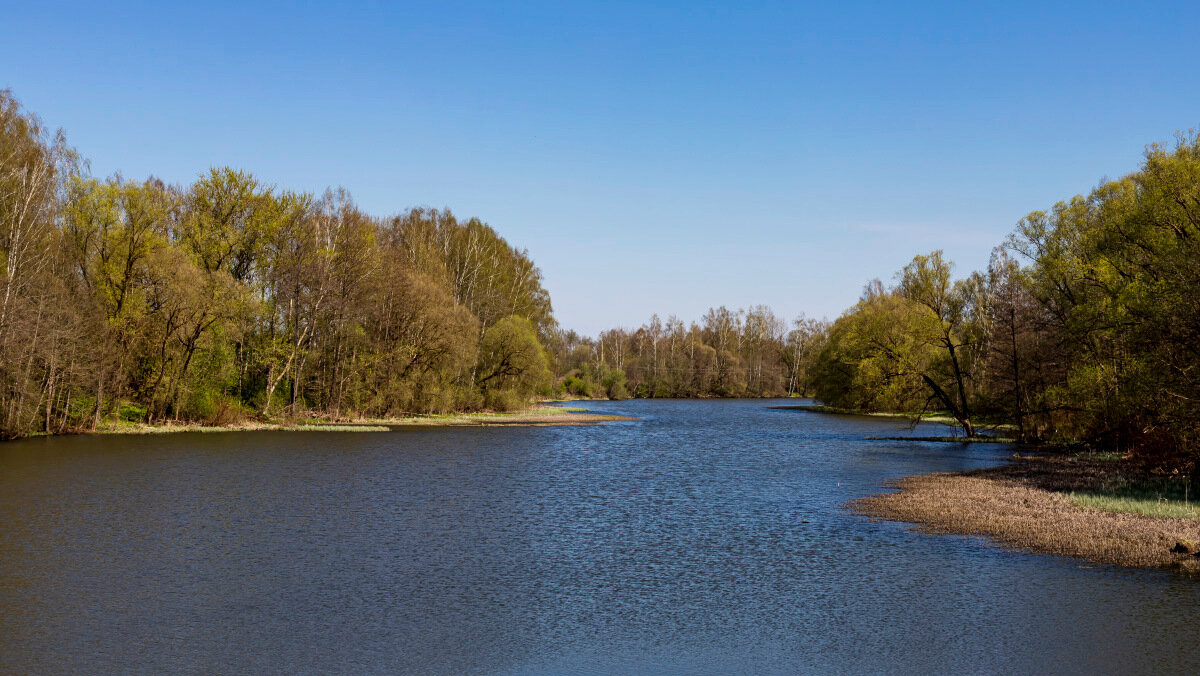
771 404 1015 440
768 404 958 426
852 451 1200 572
91 405 636 436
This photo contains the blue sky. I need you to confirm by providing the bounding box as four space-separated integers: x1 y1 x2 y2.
5 1 1198 334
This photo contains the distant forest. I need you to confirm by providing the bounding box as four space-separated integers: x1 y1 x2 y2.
551 309 826 401
4 89 1200 466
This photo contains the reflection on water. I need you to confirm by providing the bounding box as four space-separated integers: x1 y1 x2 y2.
1 400 1197 674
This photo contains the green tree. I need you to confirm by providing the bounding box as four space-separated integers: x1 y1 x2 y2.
811 292 940 413
896 251 983 436
476 315 551 408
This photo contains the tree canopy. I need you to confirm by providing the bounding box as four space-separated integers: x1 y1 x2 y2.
0 91 558 438
6 86 1200 470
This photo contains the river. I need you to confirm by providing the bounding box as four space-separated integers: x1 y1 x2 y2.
1 399 1197 674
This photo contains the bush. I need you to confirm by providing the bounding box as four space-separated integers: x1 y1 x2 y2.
564 375 589 397
601 368 628 400
118 402 146 422
606 381 629 400
184 389 248 426
484 389 525 412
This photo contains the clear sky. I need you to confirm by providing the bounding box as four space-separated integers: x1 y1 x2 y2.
4 1 1198 334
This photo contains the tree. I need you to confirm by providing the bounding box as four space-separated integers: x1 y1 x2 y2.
896 251 982 436
476 315 551 408
363 260 477 414
0 91 86 437
1007 132 1200 459
783 315 829 397
811 292 940 413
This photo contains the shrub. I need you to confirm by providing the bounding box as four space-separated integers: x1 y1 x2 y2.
118 402 146 422
564 375 589 396
185 389 248 426
607 381 629 400
484 389 525 412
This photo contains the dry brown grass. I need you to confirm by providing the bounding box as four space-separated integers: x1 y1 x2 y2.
851 454 1200 572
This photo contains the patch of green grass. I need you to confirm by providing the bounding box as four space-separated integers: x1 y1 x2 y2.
176 426 239 433
1069 491 1200 520
117 402 146 422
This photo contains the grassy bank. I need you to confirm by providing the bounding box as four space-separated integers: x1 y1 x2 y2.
852 451 1200 572
92 405 636 436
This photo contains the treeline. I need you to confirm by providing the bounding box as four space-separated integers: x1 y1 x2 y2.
551 307 829 399
810 133 1200 463
0 91 557 438
8 86 1200 461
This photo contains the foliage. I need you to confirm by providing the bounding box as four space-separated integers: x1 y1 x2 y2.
550 307 823 400
8 83 1200 471
1005 132 1200 461
811 292 941 412
477 315 552 403
807 131 1200 462
0 91 559 438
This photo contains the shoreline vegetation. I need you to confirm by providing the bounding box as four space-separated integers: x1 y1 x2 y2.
852 449 1200 573
771 405 1015 442
768 404 961 424
0 88 830 441
75 404 637 437
9 78 1200 471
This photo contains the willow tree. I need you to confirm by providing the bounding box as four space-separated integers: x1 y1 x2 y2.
896 251 984 436
811 292 941 413
476 315 551 409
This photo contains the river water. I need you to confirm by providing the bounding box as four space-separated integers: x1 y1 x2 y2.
1 399 1197 674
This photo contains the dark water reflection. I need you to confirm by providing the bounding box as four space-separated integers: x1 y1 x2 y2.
2 400 1198 674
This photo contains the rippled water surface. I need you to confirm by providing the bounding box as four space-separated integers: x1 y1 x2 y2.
2 399 1199 674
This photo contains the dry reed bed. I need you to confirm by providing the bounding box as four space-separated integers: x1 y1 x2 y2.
851 456 1200 572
